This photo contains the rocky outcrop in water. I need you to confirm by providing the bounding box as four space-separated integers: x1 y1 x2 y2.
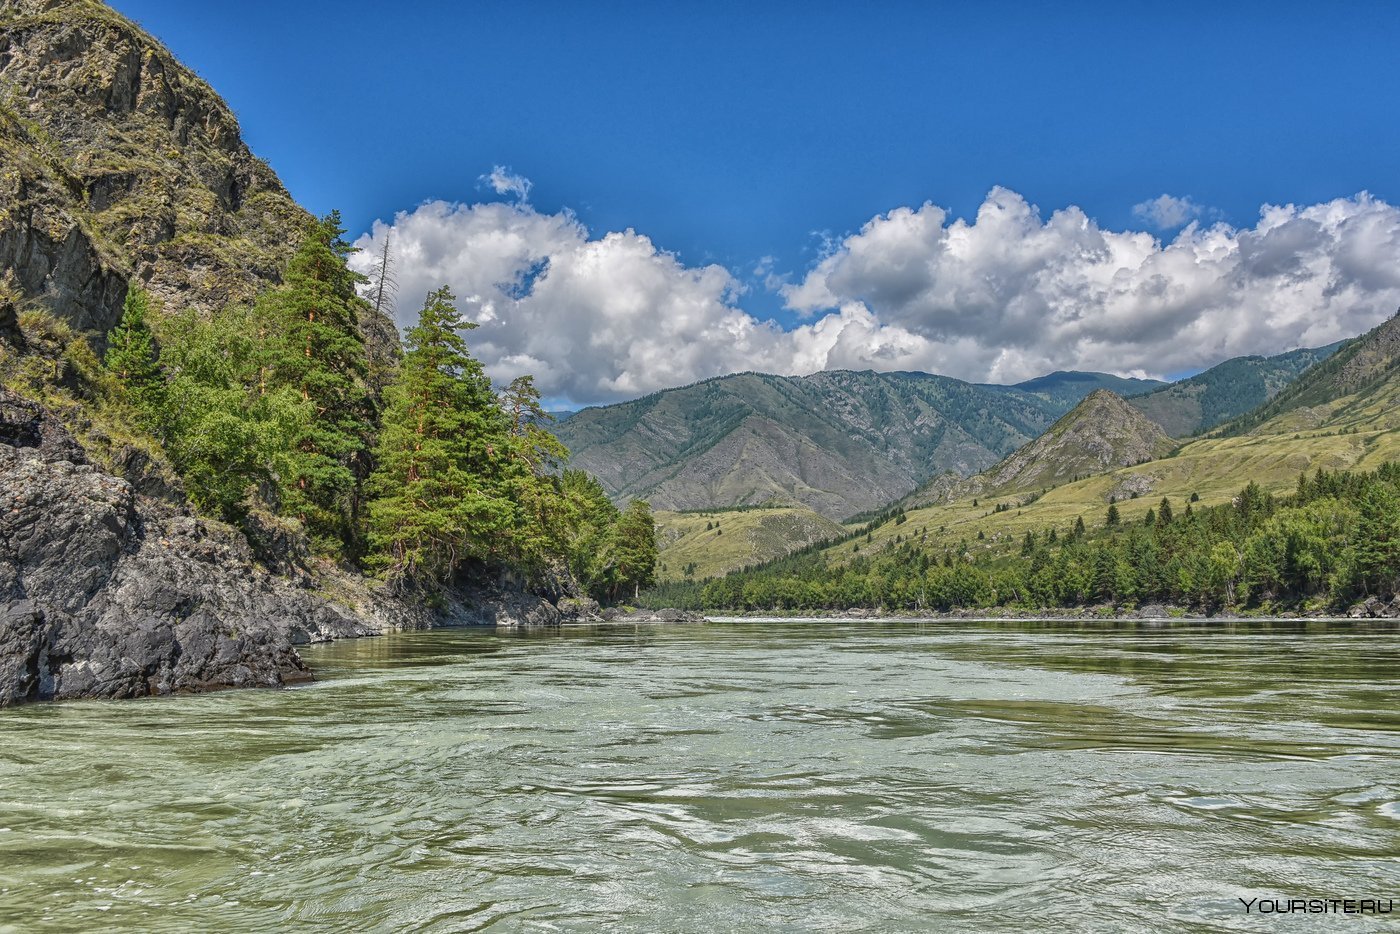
0 388 380 705
0 386 599 705
1348 596 1400 619
598 607 706 624
437 586 563 630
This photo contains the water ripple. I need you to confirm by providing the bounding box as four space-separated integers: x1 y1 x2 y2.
2 620 1399 932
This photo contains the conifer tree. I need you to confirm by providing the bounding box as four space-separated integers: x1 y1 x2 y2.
366 286 514 584
365 233 397 319
104 288 167 435
1348 484 1400 596
498 374 570 572
610 499 658 601
1106 503 1121 527
256 213 373 552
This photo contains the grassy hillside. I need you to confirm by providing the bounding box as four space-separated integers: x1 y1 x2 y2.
1219 313 1400 436
898 389 1176 510
1128 342 1345 437
843 428 1400 565
820 314 1400 566
654 506 846 581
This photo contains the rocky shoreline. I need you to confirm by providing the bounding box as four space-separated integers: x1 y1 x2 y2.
622 602 1400 623
0 390 594 706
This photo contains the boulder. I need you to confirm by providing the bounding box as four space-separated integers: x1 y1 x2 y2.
437 586 562 630
557 596 602 622
0 387 86 463
1346 596 1400 619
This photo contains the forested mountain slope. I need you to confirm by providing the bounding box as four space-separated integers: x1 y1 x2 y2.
1127 342 1345 437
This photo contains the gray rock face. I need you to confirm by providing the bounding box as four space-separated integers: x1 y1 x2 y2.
557 596 602 622
0 424 377 705
1348 596 1400 619
0 386 87 463
439 586 562 630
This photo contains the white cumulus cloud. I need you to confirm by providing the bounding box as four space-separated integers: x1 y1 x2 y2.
785 187 1400 384
353 201 787 402
354 185 1400 405
1132 193 1204 229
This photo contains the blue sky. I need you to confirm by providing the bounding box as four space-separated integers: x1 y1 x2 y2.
112 1 1400 404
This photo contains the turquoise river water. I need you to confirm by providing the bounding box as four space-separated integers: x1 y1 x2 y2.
1 619 1399 932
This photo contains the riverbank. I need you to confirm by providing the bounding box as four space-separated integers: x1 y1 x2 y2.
624 597 1400 624
0 391 585 706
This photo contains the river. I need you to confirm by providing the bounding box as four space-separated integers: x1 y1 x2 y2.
2 619 1398 932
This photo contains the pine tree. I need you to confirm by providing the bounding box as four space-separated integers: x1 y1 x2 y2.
103 288 167 434
611 499 658 601
365 286 513 584
1157 497 1174 526
256 213 373 552
364 233 397 319
498 374 569 572
1106 503 1121 527
1349 484 1400 596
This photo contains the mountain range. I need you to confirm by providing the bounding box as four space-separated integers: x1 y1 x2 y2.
827 308 1400 569
557 342 1345 521
1128 342 1345 438
553 369 1159 521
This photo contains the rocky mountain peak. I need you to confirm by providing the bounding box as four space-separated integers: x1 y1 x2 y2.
974 388 1176 495
0 0 310 334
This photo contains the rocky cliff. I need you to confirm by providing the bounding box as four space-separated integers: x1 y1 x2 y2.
0 388 581 706
0 388 379 704
0 0 309 335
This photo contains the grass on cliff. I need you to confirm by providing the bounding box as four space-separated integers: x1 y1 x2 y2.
0 309 172 479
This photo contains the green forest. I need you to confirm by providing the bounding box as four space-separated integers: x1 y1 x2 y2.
17 214 657 602
640 465 1400 614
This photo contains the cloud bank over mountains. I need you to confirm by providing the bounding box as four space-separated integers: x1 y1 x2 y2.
352 184 1400 405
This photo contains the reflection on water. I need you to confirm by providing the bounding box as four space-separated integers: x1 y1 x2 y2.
2 619 1398 932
